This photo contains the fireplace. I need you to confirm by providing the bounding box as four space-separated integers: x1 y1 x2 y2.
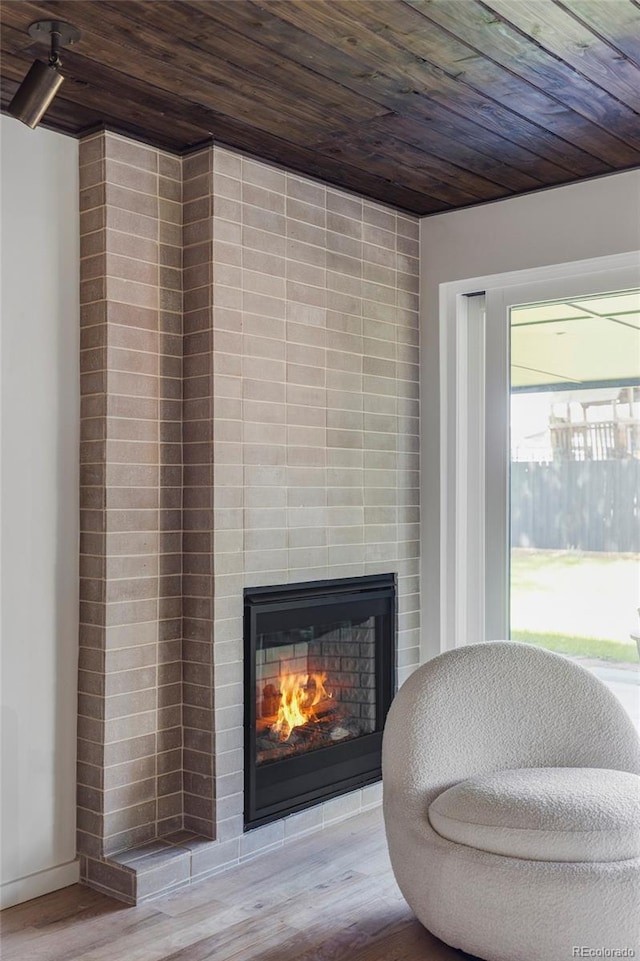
244 574 396 829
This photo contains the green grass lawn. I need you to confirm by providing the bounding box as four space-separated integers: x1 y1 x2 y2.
510 549 639 663
511 629 637 662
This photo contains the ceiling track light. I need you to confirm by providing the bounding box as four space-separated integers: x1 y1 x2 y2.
8 20 81 129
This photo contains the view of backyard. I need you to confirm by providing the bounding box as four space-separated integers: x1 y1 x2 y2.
511 549 639 664
509 291 639 728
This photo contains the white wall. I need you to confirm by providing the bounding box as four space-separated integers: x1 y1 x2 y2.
420 170 640 660
0 117 80 907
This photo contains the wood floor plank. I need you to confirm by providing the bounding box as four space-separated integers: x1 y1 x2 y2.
0 808 473 961
1 902 162 961
69 902 253 961
0 885 113 934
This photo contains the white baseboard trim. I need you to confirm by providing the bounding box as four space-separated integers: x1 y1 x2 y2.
1 859 80 909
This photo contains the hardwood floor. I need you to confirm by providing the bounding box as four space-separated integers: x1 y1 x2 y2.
1 808 476 961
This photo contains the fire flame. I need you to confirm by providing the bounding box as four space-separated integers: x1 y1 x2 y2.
273 670 330 741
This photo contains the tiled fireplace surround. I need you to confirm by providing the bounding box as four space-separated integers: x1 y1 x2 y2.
78 131 420 903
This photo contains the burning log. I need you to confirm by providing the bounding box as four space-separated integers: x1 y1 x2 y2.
255 666 361 764
271 669 332 741
308 696 341 720
261 683 280 718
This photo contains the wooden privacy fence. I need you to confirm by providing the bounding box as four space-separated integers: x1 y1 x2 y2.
511 460 640 553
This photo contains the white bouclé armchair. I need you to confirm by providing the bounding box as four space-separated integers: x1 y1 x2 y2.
382 641 640 961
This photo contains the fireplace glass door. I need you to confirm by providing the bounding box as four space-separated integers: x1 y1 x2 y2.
244 575 396 828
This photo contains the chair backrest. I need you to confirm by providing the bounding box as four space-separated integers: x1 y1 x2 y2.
382 641 640 805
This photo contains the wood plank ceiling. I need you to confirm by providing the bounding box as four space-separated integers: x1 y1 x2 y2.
1 0 640 214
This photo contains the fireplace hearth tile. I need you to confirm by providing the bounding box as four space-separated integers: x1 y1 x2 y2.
283 805 323 840
362 782 384 809
110 839 176 866
217 814 244 842
190 839 241 880
84 857 135 902
133 853 191 901
322 790 363 826
239 820 285 861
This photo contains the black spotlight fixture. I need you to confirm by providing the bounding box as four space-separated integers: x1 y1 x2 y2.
8 20 81 129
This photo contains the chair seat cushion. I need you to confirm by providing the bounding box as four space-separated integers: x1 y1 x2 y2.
428 767 640 862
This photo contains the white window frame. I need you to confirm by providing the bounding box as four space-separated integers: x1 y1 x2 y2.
439 251 640 655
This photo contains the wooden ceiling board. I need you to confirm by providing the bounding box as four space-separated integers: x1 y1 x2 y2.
263 0 617 162
368 112 573 192
355 0 640 163
2 30 437 209
188 0 580 192
483 0 640 112
1 1 380 141
191 0 614 177
1 0 639 214
257 0 640 164
322 120 516 200
98 0 389 127
0 14 420 215
403 0 640 154
0 24 217 147
558 0 640 67
315 121 538 201
309 128 494 207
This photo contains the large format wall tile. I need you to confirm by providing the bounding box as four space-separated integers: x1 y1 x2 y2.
79 131 183 862
77 133 419 902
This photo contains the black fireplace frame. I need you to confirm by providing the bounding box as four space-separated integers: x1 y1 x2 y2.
243 573 396 830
